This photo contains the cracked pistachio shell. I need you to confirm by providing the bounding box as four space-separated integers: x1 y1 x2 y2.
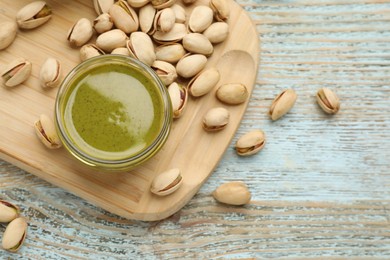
16 1 52 29
109 0 139 34
316 87 340 114
127 32 156 66
188 6 213 33
93 13 113 34
139 4 156 34
39 57 61 88
34 114 62 149
168 82 187 118
0 21 17 50
183 33 213 56
1 58 32 87
171 4 186 23
153 23 187 44
212 181 251 205
0 200 20 223
154 8 176 33
151 168 183 196
111 47 130 55
176 54 207 78
269 89 297 120
216 83 249 105
202 107 229 132
151 0 176 9
235 130 266 156
67 18 93 47
96 29 128 52
210 0 230 21
151 60 177 86
155 43 186 63
188 67 220 97
127 0 150 8
203 22 229 44
2 217 28 252
93 0 114 15
80 44 105 61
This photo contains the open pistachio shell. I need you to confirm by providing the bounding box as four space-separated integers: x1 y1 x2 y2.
235 130 266 156
176 54 207 78
316 87 340 114
139 4 156 34
168 82 187 118
216 83 249 105
151 60 177 86
34 114 62 149
96 29 128 52
0 200 20 223
127 32 156 66
269 89 297 120
93 13 113 34
203 22 229 44
188 67 220 97
202 107 229 132
80 44 105 61
2 217 28 252
188 6 213 33
16 1 52 29
93 0 114 15
109 0 139 34
155 43 186 64
210 0 230 21
150 168 183 196
153 23 187 44
0 21 17 50
39 57 61 88
67 18 94 47
1 58 32 87
212 181 251 205
154 8 176 33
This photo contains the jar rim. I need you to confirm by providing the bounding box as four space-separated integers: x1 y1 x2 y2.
55 55 172 171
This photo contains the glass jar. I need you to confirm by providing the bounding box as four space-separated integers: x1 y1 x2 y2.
55 55 172 171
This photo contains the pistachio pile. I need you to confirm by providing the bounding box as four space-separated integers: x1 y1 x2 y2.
0 200 28 252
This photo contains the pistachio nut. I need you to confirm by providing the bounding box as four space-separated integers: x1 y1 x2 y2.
96 29 128 52
1 58 32 87
16 1 52 29
269 89 297 120
210 0 230 21
39 57 61 88
93 0 114 15
188 6 213 33
127 0 150 8
34 114 62 149
168 82 187 118
111 47 130 55
150 168 183 196
1 217 28 252
80 44 105 61
216 83 248 105
151 0 176 9
154 8 176 33
202 107 229 132
235 130 265 156
151 60 177 86
182 33 213 56
203 22 229 44
0 21 17 50
93 13 113 34
171 4 186 23
153 23 187 44
126 32 156 66
67 18 93 47
155 43 186 64
212 181 251 206
0 200 20 223
176 54 207 78
316 87 340 114
109 0 139 34
188 67 220 97
139 4 157 34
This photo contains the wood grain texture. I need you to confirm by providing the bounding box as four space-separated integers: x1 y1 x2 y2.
0 0 258 221
1 0 390 258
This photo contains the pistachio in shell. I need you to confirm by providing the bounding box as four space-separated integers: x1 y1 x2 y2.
93 0 114 15
127 0 150 8
96 29 128 52
151 0 176 9
0 21 17 50
1 217 28 252
203 22 229 44
212 181 251 206
235 130 266 156
171 4 186 23
210 0 230 21
152 23 187 44
188 67 220 97
93 13 114 34
1 58 32 87
316 87 340 114
182 33 213 56
202 107 229 132
127 32 156 66
111 47 130 56
150 168 183 196
151 60 178 86
168 82 187 118
216 83 249 105
154 8 176 33
80 44 105 61
269 89 297 120
188 6 213 33
139 4 156 34
39 57 61 88
155 43 186 64
109 0 139 34
16 1 52 29
34 114 62 149
176 54 207 78
0 200 20 223
67 18 94 48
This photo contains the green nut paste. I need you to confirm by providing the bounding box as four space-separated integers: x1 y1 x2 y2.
63 63 164 160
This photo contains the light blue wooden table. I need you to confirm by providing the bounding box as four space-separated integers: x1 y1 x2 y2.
1 0 390 258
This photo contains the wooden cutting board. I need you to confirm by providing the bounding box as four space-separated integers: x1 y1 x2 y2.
0 0 258 221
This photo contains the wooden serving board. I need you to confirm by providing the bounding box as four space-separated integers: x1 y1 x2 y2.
0 0 258 221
